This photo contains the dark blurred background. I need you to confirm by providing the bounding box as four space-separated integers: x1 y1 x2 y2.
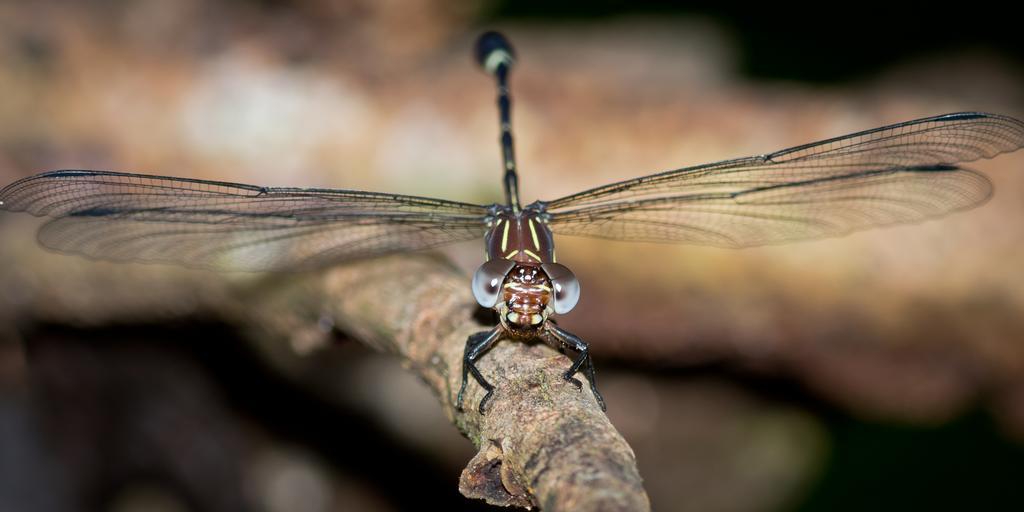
2 1 1024 511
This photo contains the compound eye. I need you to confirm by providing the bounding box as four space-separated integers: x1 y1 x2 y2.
472 259 516 308
541 262 580 314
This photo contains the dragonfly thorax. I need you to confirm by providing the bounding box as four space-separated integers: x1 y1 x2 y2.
484 206 555 265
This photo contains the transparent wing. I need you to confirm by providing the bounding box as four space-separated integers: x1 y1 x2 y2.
0 170 489 271
545 112 1024 247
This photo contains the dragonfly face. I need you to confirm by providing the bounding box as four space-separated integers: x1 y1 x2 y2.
498 264 551 334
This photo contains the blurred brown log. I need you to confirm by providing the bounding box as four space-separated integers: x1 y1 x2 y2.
237 256 650 511
0 230 649 511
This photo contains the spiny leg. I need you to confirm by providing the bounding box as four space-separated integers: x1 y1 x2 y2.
456 326 504 414
546 323 607 411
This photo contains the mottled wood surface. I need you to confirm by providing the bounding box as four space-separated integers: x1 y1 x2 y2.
0 229 649 510
242 256 649 511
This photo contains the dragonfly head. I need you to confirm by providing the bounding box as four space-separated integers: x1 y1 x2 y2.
472 260 580 333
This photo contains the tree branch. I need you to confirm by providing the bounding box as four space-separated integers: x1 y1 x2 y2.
2 233 650 510
237 255 650 510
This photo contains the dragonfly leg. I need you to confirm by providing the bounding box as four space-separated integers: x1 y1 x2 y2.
545 323 607 411
456 326 503 414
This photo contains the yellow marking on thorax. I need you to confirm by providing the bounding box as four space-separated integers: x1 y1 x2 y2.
552 248 557 263
522 249 542 262
505 249 519 259
528 219 540 250
500 219 510 252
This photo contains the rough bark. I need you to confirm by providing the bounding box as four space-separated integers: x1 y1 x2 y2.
237 255 651 511
1 235 651 511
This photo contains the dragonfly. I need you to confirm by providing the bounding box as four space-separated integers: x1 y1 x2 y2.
2 32 1023 414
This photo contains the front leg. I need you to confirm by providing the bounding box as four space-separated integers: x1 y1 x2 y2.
456 326 504 414
545 323 607 411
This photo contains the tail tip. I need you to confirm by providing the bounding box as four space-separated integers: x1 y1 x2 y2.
475 31 515 74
